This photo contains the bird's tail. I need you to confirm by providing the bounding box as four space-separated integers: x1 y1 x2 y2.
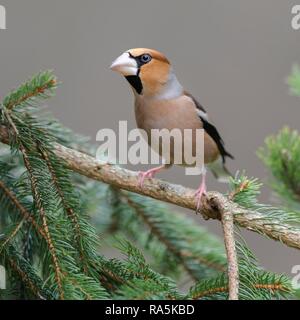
208 157 232 183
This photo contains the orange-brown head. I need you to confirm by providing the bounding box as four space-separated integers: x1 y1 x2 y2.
110 48 183 99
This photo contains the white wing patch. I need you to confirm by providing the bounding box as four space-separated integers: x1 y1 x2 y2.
196 108 209 121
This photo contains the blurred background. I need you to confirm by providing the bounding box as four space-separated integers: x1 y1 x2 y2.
0 0 299 276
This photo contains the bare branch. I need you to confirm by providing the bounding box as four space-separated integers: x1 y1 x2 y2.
220 209 239 300
1 125 300 251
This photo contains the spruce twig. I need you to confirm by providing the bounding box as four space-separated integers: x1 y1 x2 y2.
0 180 46 239
2 109 65 299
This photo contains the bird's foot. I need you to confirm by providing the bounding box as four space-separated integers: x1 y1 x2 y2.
194 182 207 213
137 166 165 188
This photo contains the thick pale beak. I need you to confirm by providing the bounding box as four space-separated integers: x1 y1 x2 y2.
110 52 138 76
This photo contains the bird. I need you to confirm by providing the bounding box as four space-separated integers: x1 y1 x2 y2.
110 48 233 210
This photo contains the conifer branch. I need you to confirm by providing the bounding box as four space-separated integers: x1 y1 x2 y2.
38 147 89 273
189 240 292 301
0 219 24 252
1 70 297 300
192 286 228 300
2 245 54 299
123 194 200 280
2 111 65 299
258 127 300 207
3 71 57 110
0 125 299 251
8 257 46 299
0 180 46 239
47 142 300 250
191 283 288 300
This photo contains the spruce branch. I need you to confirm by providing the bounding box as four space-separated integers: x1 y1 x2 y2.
0 219 25 252
190 276 291 300
258 127 300 209
2 109 65 299
0 180 46 239
1 72 109 300
38 146 91 274
3 71 57 110
1 244 54 299
112 239 183 300
115 190 226 279
0 136 295 250
123 194 216 279
0 71 297 300
189 239 292 300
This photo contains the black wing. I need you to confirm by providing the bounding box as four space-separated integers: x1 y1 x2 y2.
187 93 234 163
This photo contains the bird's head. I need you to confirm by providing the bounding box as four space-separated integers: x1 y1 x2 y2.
110 48 182 99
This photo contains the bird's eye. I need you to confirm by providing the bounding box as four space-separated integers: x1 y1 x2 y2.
140 54 152 64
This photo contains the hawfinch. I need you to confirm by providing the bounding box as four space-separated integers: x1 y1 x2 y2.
110 48 233 209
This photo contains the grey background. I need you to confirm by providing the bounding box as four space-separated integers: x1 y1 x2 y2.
0 1 299 276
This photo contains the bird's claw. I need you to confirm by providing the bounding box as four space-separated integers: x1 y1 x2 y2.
194 184 207 214
137 165 165 188
138 170 155 188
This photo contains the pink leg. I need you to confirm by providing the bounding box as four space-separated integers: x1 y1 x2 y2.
195 171 207 212
138 165 166 188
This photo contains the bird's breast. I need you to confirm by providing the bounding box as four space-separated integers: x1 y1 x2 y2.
134 96 219 164
135 96 200 131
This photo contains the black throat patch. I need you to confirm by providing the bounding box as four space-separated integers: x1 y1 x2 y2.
125 75 143 95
